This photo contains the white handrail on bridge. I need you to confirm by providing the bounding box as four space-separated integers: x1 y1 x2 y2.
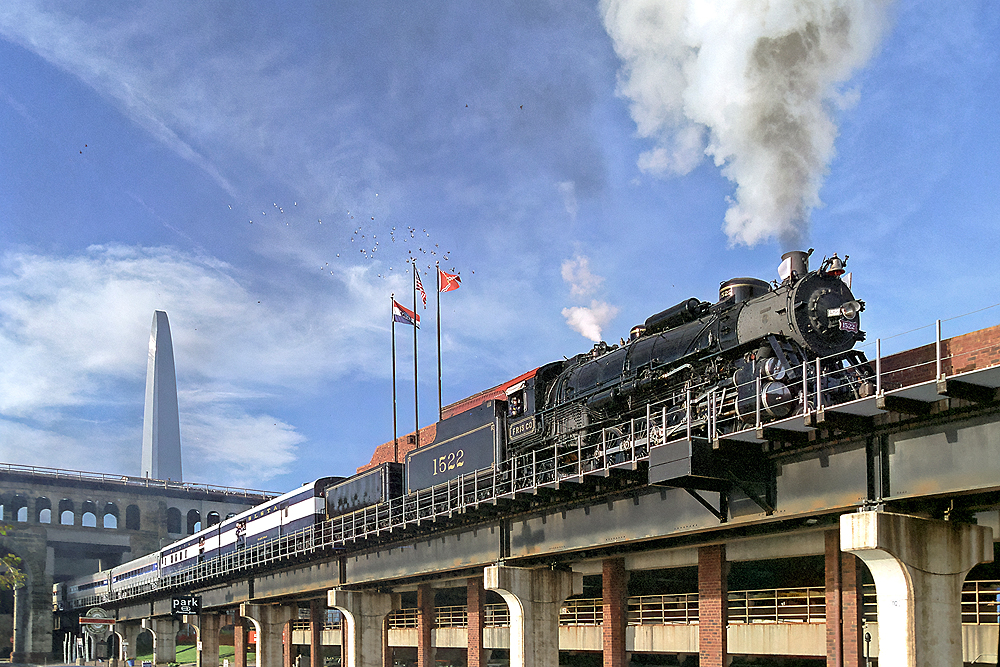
0 463 276 498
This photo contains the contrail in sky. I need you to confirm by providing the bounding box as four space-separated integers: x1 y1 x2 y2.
602 0 893 247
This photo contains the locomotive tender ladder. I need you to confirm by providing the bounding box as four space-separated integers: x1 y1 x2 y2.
67 321 1000 611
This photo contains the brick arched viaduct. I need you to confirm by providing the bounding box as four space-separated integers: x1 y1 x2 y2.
0 466 272 662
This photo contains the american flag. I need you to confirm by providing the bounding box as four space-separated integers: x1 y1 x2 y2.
415 271 427 307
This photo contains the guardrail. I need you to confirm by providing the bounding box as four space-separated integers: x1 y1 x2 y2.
728 587 826 624
370 581 1000 630
0 463 276 499
628 594 699 625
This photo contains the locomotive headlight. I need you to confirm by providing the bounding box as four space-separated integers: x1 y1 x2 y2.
827 300 863 320
841 300 862 320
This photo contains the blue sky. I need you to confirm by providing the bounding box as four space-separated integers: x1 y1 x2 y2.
0 1 997 491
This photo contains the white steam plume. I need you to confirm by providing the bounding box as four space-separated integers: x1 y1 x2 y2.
561 254 619 341
602 0 893 247
562 301 620 342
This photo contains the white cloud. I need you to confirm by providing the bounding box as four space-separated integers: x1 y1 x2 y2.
180 406 303 488
561 254 605 299
557 181 579 219
0 245 404 487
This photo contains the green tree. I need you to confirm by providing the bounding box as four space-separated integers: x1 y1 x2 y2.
0 524 26 589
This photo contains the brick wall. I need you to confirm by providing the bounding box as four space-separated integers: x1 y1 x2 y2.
876 323 1000 390
825 528 866 667
467 577 485 667
602 558 628 667
841 553 864 667
698 544 727 667
417 584 435 667
825 530 843 667
357 423 438 473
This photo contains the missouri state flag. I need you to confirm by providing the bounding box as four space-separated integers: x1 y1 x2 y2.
392 300 420 328
438 269 461 292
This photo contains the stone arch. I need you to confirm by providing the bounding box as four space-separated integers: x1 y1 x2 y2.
238 613 263 667
58 498 75 525
103 503 119 529
81 500 98 528
105 632 123 662
187 509 201 535
35 497 51 524
134 628 153 663
167 507 182 534
11 496 28 523
125 504 141 531
206 511 221 527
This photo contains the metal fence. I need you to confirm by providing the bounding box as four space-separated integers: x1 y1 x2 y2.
0 462 275 499
728 587 826 624
296 580 1000 633
628 594 699 625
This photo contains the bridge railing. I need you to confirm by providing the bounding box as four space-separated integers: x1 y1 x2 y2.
727 587 826 624
0 462 275 499
285 580 1000 634
628 594 699 625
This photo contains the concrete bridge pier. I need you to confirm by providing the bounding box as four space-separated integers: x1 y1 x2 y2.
484 564 583 667
190 612 221 667
841 510 994 667
328 588 399 667
119 622 143 663
143 617 178 667
241 603 297 667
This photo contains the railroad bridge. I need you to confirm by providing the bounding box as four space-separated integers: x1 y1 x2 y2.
63 322 1000 667
0 467 273 662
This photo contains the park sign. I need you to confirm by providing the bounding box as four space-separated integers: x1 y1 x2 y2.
171 595 202 616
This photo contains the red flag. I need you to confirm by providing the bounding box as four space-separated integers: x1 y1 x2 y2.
415 271 427 307
439 269 461 292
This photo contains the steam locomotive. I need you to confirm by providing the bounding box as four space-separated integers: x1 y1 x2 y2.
407 248 873 486
58 249 873 609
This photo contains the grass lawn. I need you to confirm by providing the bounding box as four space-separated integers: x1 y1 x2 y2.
132 644 256 666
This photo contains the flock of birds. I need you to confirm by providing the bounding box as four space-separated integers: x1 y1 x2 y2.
238 193 468 284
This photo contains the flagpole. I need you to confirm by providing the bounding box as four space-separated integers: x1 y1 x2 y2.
391 294 398 462
412 262 420 450
436 262 442 420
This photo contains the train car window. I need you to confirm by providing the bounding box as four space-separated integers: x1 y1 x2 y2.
507 391 525 418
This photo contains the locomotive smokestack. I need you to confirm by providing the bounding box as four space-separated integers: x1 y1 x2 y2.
778 250 812 283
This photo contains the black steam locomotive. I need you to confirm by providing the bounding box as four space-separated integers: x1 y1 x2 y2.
408 249 874 487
